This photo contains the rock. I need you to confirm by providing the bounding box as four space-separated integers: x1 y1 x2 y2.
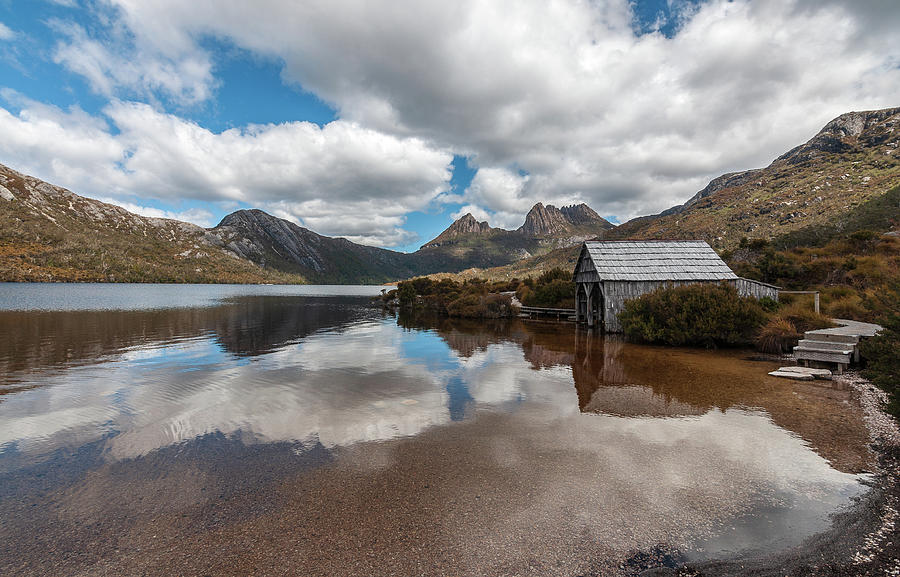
518 203 571 236
769 366 833 380
769 370 816 381
559 203 611 228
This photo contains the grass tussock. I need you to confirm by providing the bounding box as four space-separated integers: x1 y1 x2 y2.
755 318 801 354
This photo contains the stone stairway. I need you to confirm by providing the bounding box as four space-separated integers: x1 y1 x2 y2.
793 319 882 374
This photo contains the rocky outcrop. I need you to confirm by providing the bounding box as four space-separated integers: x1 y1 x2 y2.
517 203 571 236
777 107 900 165
559 203 612 228
421 213 493 248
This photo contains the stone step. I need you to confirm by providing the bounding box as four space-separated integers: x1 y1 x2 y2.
796 339 856 351
802 331 859 345
794 349 852 364
769 370 815 381
771 366 832 380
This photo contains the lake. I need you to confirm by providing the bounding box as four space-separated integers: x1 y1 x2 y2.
0 284 873 576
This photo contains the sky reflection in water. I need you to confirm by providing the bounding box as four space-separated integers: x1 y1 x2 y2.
0 290 874 564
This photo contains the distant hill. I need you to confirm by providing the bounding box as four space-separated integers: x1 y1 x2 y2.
210 209 420 284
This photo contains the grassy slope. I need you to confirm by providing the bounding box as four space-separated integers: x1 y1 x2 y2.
0 168 304 284
609 112 900 250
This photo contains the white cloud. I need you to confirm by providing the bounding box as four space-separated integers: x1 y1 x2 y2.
0 91 126 191
0 96 453 246
462 167 533 229
97 197 215 227
451 204 492 224
0 22 16 41
50 17 215 105
76 0 900 223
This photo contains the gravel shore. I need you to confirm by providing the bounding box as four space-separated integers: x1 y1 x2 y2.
643 372 900 577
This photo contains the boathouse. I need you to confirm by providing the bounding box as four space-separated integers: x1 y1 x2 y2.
573 240 778 333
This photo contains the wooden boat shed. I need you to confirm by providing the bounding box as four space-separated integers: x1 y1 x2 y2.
573 240 778 332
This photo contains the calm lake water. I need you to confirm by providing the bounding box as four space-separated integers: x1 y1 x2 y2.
0 284 873 576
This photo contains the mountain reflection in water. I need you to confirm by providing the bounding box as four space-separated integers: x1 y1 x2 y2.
0 292 875 575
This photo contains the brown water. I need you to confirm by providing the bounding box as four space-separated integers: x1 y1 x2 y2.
0 286 874 576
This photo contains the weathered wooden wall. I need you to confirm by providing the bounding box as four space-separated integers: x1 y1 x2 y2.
603 280 700 333
573 247 600 283
730 278 779 301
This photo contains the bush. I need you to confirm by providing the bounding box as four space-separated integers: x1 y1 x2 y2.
859 282 900 419
397 282 417 307
619 283 769 348
446 293 515 318
523 278 575 308
393 276 518 318
756 318 801 354
517 268 575 308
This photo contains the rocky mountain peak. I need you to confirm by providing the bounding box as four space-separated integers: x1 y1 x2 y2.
421 213 493 248
559 203 614 229
777 107 900 165
518 203 570 237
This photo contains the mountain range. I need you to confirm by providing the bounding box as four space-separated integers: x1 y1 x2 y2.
1 106 898 284
0 164 612 283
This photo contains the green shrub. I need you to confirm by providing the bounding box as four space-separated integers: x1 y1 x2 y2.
446 293 515 318
517 268 575 308
522 278 575 308
758 296 780 312
397 282 417 307
860 282 900 419
394 276 518 318
619 283 769 348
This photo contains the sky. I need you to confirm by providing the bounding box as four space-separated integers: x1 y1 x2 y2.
0 1 898 252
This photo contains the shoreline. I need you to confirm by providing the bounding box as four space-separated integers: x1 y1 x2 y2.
642 371 900 577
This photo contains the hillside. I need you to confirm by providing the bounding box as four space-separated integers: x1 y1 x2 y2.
611 107 900 249
210 209 420 284
0 164 303 284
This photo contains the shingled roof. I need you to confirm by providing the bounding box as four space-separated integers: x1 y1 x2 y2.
579 240 737 282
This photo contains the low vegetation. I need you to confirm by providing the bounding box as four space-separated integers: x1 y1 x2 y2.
859 282 900 419
386 276 520 319
386 266 576 318
515 268 575 308
754 301 835 354
618 283 770 348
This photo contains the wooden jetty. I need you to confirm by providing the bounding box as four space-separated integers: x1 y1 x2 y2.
793 318 882 374
518 305 576 321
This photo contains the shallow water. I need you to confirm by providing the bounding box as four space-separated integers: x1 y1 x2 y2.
0 285 873 576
